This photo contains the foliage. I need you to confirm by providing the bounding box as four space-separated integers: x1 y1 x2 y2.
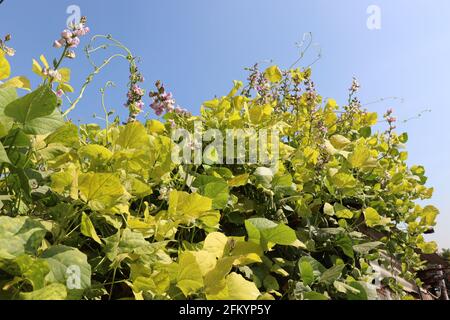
0 22 440 300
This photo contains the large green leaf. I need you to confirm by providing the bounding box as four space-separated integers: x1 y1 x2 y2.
320 264 345 285
177 251 204 297
298 260 314 286
168 190 213 221
116 122 149 150
78 172 127 211
41 245 91 297
0 216 47 258
4 85 61 134
193 175 229 209
245 218 304 250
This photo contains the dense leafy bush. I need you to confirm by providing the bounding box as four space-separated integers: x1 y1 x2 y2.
0 19 439 300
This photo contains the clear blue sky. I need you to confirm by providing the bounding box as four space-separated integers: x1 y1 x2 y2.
1 0 449 248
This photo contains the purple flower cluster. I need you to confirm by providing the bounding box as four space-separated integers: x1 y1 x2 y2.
246 64 273 101
42 68 62 82
125 84 146 113
53 17 89 58
384 108 397 129
349 77 360 94
149 81 190 117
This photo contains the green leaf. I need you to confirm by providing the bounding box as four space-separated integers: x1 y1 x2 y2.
330 135 351 149
103 229 149 261
263 275 279 291
0 216 47 257
335 234 354 259
299 256 326 273
78 172 127 212
298 260 314 286
177 251 204 297
41 245 91 296
0 141 10 164
81 213 102 244
228 174 249 188
19 283 67 301
421 205 439 226
45 123 79 147
303 291 329 300
347 281 368 300
364 207 391 227
320 264 345 285
193 175 229 209
333 281 361 294
353 241 382 254
418 241 438 254
11 255 50 290
4 85 61 134
23 108 64 135
78 144 113 162
224 272 260 300
334 203 354 219
168 190 213 221
0 87 17 136
348 140 371 168
0 76 31 91
331 172 357 189
116 122 149 150
245 218 304 250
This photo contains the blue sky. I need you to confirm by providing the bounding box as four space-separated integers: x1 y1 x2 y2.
1 0 449 248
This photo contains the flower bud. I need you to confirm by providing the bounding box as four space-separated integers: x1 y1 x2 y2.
53 40 63 48
61 30 73 40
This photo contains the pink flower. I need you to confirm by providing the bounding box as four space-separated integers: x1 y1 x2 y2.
175 106 183 114
67 37 80 48
61 30 73 40
53 40 63 48
136 100 145 110
56 89 64 97
387 117 397 124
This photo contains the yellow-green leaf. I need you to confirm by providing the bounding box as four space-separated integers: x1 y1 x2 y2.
0 76 31 91
32 59 43 77
39 55 49 69
330 135 351 149
168 190 213 221
224 272 260 300
177 251 204 297
0 52 11 80
81 213 102 244
418 241 438 254
228 174 250 188
78 173 127 211
348 140 371 168
264 65 282 83
147 119 165 134
59 68 71 83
